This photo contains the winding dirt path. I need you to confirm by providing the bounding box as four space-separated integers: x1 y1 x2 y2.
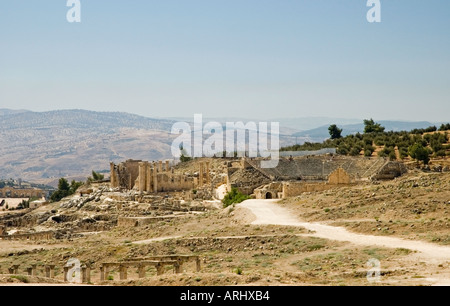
239 199 450 285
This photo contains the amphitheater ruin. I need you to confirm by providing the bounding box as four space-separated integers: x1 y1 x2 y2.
227 155 407 200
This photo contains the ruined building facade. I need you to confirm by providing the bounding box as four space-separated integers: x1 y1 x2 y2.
110 159 211 193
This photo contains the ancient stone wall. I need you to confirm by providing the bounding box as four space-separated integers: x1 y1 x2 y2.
110 159 142 190
282 181 335 198
0 188 45 198
328 168 351 184
255 182 283 199
111 159 201 194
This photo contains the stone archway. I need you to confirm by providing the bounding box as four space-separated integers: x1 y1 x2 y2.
265 192 273 199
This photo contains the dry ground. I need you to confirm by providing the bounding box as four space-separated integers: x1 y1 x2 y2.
0 170 448 286
280 170 450 245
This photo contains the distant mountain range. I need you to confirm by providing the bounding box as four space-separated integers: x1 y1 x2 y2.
0 109 443 185
0 110 177 185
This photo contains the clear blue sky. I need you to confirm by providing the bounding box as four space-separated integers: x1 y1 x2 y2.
0 1 449 121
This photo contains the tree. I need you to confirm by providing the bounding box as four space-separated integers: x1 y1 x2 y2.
50 178 83 202
328 124 343 139
439 123 450 131
179 145 192 163
88 170 104 182
364 119 385 134
58 178 70 193
92 171 104 181
408 143 430 165
70 180 83 194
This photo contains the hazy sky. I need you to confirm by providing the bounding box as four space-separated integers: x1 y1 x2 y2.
0 1 449 121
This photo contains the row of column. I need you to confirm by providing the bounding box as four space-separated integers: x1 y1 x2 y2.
138 160 173 193
7 258 201 283
100 259 201 281
0 232 53 241
8 264 56 279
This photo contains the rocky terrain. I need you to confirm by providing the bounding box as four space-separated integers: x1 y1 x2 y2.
0 167 448 286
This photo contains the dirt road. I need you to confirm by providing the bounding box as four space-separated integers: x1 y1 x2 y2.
239 199 450 285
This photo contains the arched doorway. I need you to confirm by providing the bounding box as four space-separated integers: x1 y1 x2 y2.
265 192 272 199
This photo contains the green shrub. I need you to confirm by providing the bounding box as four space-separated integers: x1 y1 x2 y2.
222 188 250 208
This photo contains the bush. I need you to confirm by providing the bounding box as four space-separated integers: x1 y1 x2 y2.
88 170 104 182
349 147 361 156
409 143 430 165
222 188 250 208
234 267 243 275
399 147 409 159
435 150 446 157
389 151 397 161
364 145 375 157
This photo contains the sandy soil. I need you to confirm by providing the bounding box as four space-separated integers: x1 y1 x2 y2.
239 199 450 285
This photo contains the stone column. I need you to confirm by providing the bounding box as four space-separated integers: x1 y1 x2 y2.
166 160 170 172
159 161 163 173
138 162 146 193
104 266 110 280
196 257 201 272
206 162 211 184
153 163 158 193
100 266 105 281
82 265 91 283
31 264 37 276
146 163 152 192
8 267 14 274
199 163 204 187
45 265 55 278
174 262 183 274
156 263 164 276
119 265 128 280
13 265 20 275
110 162 116 188
63 266 69 282
138 264 146 278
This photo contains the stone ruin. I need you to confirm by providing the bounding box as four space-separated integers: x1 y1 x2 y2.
228 156 408 199
2 254 201 284
110 159 212 194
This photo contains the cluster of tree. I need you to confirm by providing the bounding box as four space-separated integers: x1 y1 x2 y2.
50 178 83 202
222 187 250 208
0 179 15 188
439 123 450 131
281 119 450 165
